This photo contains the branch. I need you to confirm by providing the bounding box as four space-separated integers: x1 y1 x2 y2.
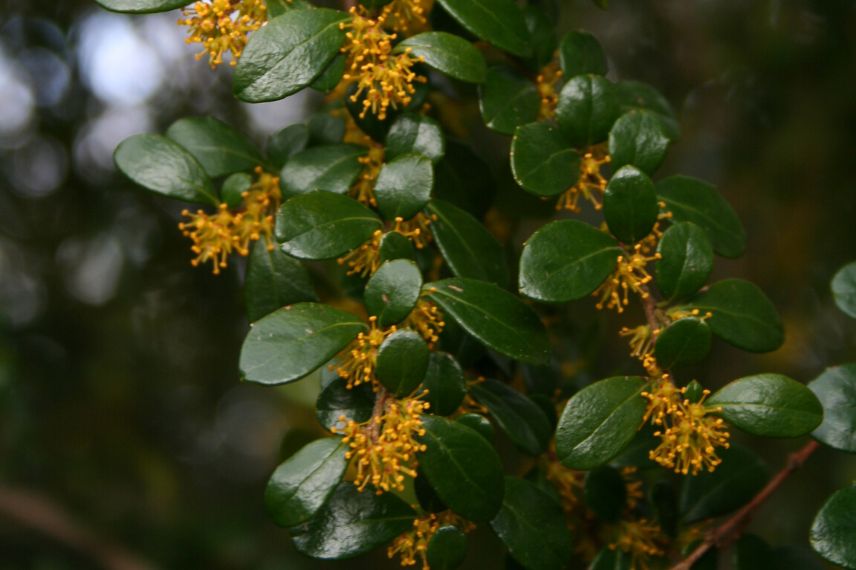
670 439 820 570
0 484 155 570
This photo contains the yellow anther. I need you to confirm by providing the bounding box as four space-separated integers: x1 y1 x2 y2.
556 146 611 213
178 0 267 68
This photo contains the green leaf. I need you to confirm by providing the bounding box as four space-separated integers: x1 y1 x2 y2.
386 113 445 163
234 9 348 102
316 377 375 431
420 415 505 521
307 112 345 145
583 466 626 523
281 144 365 196
603 165 659 244
479 68 541 135
424 278 550 364
221 172 252 208
375 330 430 397
166 116 262 178
555 376 648 470
265 438 347 527
427 200 509 286
266 124 310 169
291 482 414 559
471 379 551 455
590 548 631 570
810 485 856 569
657 176 746 258
559 31 607 76
423 352 467 416
655 221 714 300
455 413 494 442
522 5 556 69
831 261 856 319
310 53 346 93
490 477 572 570
608 110 670 175
809 364 856 452
374 153 434 220
114 134 216 205
434 141 494 217
680 444 768 523
435 0 531 57
653 318 712 368
709 373 823 438
94 0 186 13
427 525 468 570
364 260 423 326
397 32 487 83
275 191 382 260
239 303 365 385
686 279 784 353
518 219 621 303
511 122 580 197
267 0 313 16
379 230 417 263
555 74 620 148
244 239 317 322
615 80 680 140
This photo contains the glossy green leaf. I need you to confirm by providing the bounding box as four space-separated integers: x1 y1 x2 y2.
615 80 679 140
559 31 607 76
427 200 509 286
709 373 823 438
265 438 347 527
221 172 252 208
281 144 365 196
584 466 626 522
420 415 505 521
307 112 345 145
375 330 430 397
435 0 531 57
471 379 551 455
555 74 620 147
379 230 417 263
316 377 375 431
680 444 768 523
511 122 580 197
686 279 784 353
522 5 556 68
239 303 365 385
809 364 856 452
657 176 746 258
275 191 381 260
810 485 856 569
234 9 348 102
244 238 317 322
267 0 312 15
519 219 621 303
831 261 856 319
423 352 467 417
114 134 216 205
424 278 550 364
291 483 414 559
608 110 670 175
455 413 494 442
374 153 433 220
386 113 445 163
310 53 346 93
653 318 712 368
427 525 468 570
655 221 714 300
266 124 310 169
364 260 423 326
556 376 648 470
94 0 186 13
166 116 261 178
479 68 540 135
397 32 487 83
603 165 659 244
490 477 572 570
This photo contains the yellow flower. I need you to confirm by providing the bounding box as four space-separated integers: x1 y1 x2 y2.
619 324 660 361
536 61 564 120
388 510 474 569
352 143 385 207
335 394 429 494
381 0 434 36
178 0 267 68
593 244 661 313
178 204 239 274
337 214 436 277
403 299 445 347
609 518 667 570
556 147 611 213
336 316 396 390
396 212 437 250
544 459 585 516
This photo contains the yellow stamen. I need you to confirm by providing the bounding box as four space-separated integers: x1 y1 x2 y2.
380 0 434 36
556 146 611 213
536 61 563 120
403 299 445 347
594 244 662 313
178 0 267 68
388 510 474 568
609 518 667 570
335 316 395 390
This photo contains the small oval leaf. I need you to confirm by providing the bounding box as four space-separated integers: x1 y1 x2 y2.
608 110 671 175
810 485 856 569
653 318 712 368
556 74 620 148
511 122 580 197
471 378 552 455
397 31 487 83
375 330 430 397
435 0 532 57
281 144 365 196
166 116 262 178
386 113 445 163
364 260 423 326
374 153 434 220
603 165 659 244
655 221 714 300
423 352 467 417
809 364 856 452
831 261 856 319
479 68 541 135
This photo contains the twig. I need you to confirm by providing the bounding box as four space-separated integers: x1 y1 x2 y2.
671 439 820 570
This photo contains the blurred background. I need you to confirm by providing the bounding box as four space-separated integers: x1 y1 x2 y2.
1 0 855 568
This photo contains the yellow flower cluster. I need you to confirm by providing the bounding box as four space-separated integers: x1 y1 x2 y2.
178 0 267 68
536 61 564 120
339 8 426 120
178 167 281 274
336 316 395 390
556 147 611 213
594 244 662 313
643 378 730 475
609 518 668 570
381 0 434 36
403 299 445 348
388 511 474 569
338 213 437 277
336 395 429 493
